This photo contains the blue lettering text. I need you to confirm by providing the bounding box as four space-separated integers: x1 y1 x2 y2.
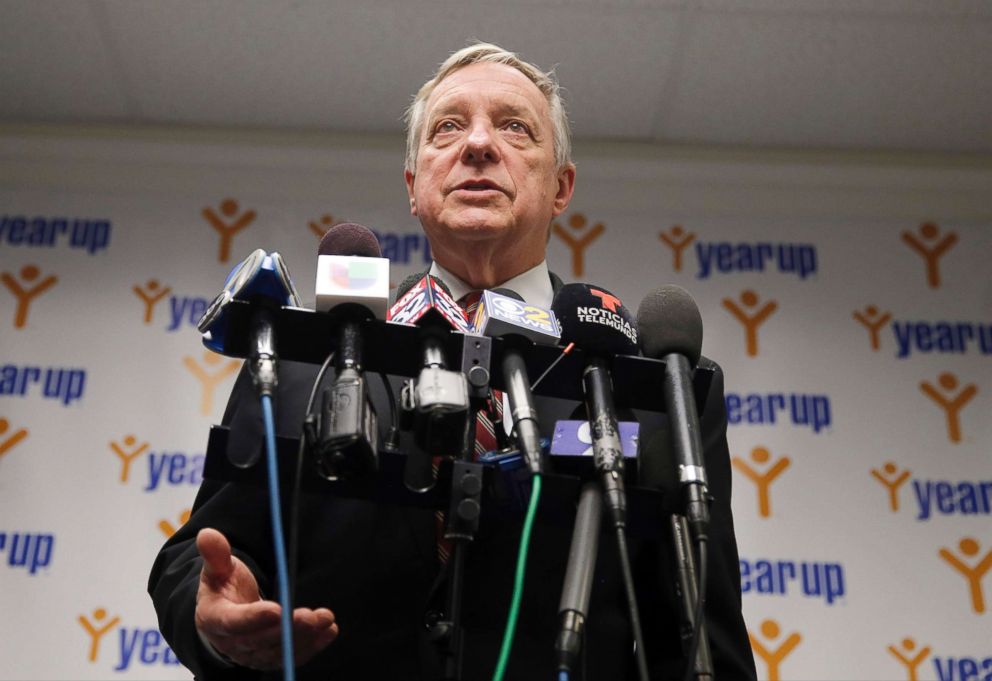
933 657 992 681
115 628 181 672
0 215 111 254
145 452 205 492
0 532 54 574
891 321 992 358
913 480 992 520
725 392 831 433
374 230 432 265
695 242 817 280
0 365 85 405
740 557 845 605
167 296 209 332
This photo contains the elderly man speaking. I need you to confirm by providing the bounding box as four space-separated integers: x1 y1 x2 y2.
149 42 756 681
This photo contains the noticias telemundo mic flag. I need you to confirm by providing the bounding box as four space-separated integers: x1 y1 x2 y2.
315 255 390 319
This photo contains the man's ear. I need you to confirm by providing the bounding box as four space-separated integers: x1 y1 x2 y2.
404 169 418 216
551 163 576 217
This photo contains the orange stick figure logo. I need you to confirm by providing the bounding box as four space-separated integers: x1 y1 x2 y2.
1 264 58 328
309 213 338 239
887 637 932 681
722 289 777 357
109 435 150 483
132 279 172 324
551 213 605 277
919 372 977 443
202 198 256 263
183 351 241 415
158 508 192 538
732 446 790 518
658 225 696 272
902 221 957 289
78 607 121 662
939 537 992 614
853 304 892 351
0 417 29 459
749 618 801 681
870 461 911 512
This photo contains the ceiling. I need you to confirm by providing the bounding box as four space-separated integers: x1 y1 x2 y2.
1 0 991 155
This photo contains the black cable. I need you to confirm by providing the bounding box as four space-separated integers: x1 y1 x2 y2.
681 536 709 681
288 351 335 602
612 518 650 681
377 371 400 450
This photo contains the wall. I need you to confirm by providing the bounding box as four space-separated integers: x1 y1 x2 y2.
1 124 990 680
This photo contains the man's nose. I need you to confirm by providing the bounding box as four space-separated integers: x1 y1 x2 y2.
461 121 500 164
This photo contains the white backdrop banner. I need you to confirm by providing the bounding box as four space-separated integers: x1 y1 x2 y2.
1 128 990 680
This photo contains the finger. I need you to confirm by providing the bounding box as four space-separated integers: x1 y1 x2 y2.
311 608 336 629
292 608 339 661
196 528 234 585
251 610 337 648
199 599 281 637
229 622 285 652
292 607 335 630
218 610 339 669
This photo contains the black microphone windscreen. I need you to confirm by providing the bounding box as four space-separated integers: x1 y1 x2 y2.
636 285 703 366
393 273 452 302
551 283 638 355
395 273 425 301
318 222 382 258
431 275 454 298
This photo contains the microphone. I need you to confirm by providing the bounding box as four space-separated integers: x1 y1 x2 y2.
555 482 602 676
389 275 471 491
469 289 560 344
637 284 714 680
552 283 638 522
198 249 302 397
313 223 390 480
554 283 653 681
394 272 428 303
636 284 709 539
472 289 560 476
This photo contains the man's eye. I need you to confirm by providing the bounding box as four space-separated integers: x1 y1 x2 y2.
435 121 458 133
505 121 529 134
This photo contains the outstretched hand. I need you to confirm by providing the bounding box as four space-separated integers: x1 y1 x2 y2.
194 528 339 670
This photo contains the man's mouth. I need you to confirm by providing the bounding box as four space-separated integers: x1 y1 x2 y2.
454 180 502 193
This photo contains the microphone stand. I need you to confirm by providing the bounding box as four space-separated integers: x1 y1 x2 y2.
671 514 713 680
430 334 492 681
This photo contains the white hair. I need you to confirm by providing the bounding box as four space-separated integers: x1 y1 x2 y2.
404 42 572 173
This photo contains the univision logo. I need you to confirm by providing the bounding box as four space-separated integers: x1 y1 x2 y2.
331 261 379 289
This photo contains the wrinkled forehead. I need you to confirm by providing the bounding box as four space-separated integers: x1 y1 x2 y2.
424 62 551 126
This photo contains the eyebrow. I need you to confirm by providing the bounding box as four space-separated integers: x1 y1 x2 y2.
427 99 541 127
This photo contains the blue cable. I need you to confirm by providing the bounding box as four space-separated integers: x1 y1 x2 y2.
261 394 296 681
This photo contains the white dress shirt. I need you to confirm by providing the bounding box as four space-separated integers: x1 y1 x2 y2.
428 260 553 308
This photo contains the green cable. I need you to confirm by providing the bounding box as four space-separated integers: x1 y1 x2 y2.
492 474 543 681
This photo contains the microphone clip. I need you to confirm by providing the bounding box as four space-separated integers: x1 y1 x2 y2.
314 368 379 480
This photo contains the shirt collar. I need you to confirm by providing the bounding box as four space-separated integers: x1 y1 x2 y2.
428 260 553 308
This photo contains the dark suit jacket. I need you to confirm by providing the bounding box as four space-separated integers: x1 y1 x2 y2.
149 274 757 680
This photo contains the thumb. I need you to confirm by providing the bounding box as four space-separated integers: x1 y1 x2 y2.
197 528 234 585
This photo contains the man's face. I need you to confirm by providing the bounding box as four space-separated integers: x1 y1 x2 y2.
405 62 575 260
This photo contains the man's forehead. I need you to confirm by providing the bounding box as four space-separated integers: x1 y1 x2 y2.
426 62 549 118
